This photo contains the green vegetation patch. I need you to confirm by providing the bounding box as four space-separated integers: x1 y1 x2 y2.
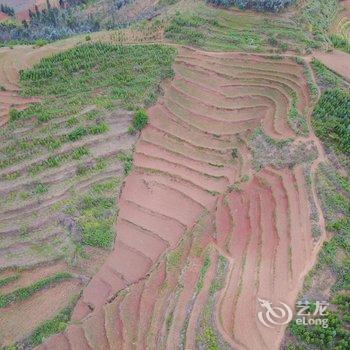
288 92 309 136
19 43 176 113
312 88 350 155
118 152 133 175
0 275 20 288
0 272 72 308
128 109 149 134
165 3 313 53
196 255 230 350
298 0 339 47
195 254 211 293
330 34 350 54
64 179 121 249
249 129 318 170
311 59 350 91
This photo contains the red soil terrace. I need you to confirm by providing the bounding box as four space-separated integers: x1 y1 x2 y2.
34 47 325 350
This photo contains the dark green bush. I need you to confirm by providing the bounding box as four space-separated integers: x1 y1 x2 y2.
129 109 148 134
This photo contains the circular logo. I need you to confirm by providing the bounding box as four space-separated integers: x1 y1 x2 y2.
257 298 293 328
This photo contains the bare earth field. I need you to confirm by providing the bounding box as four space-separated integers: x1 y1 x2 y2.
31 47 327 350
314 49 350 82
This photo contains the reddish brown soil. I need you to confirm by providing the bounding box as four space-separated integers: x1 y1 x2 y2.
314 49 350 82
36 47 326 350
0 12 10 21
0 279 82 347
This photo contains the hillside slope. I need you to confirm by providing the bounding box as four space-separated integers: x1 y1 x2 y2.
35 47 327 350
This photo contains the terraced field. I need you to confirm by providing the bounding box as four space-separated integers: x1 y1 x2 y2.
36 47 326 350
0 37 84 126
0 41 175 348
331 0 350 46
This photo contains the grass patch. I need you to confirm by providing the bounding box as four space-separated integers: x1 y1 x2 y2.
61 179 122 249
28 147 90 175
196 255 230 349
195 254 211 293
287 92 309 136
8 295 79 349
330 34 350 54
311 58 350 91
118 152 133 175
298 0 339 48
167 249 182 269
19 43 176 114
0 275 20 288
0 272 72 308
165 2 313 53
128 109 148 134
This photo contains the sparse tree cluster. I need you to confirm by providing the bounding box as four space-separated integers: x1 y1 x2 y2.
206 0 295 12
0 0 146 44
0 0 100 42
0 3 15 16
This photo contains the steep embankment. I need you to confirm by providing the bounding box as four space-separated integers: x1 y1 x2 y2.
37 47 326 350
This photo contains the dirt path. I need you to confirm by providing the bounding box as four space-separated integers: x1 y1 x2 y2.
313 49 350 82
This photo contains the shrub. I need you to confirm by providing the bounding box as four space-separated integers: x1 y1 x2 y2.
118 152 133 175
33 38 48 48
129 109 148 134
231 148 238 159
9 107 20 121
89 122 108 135
67 126 87 141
